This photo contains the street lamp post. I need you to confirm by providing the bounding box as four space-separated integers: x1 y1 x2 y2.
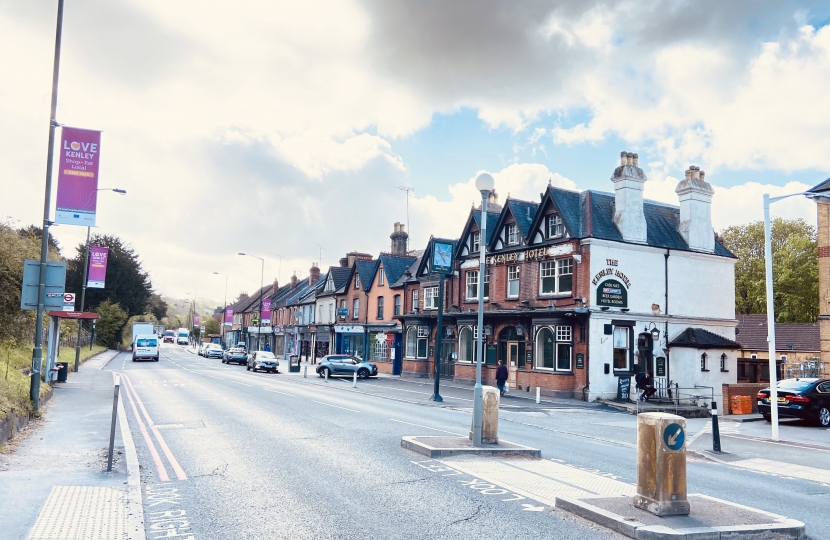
763 191 809 442
213 272 228 346
73 188 126 372
472 172 494 447
239 253 264 350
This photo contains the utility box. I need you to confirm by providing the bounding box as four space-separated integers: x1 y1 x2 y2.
634 412 690 516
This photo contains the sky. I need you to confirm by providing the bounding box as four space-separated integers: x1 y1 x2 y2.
1 0 828 303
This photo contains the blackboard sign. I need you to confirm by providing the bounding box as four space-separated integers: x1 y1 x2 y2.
526 349 533 366
428 345 435 358
486 344 497 365
617 376 631 402
576 353 584 369
656 356 666 377
597 278 628 308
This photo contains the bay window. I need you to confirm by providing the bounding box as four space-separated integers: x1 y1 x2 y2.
535 325 573 372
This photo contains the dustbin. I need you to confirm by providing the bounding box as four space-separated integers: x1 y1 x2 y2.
56 362 69 383
289 356 301 373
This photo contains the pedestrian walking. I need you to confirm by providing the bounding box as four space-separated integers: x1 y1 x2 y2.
496 360 508 397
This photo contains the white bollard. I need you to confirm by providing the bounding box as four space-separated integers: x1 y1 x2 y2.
536 387 541 404
325 369 329 383
353 370 357 388
303 365 307 378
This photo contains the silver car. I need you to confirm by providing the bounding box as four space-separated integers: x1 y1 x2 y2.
247 351 280 373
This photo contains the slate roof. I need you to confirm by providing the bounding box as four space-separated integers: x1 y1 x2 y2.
283 277 312 307
669 328 741 349
472 209 501 244
736 314 820 352
355 260 379 291
237 284 275 313
318 266 353 296
808 178 830 193
391 252 424 287
506 199 538 238
379 253 418 286
544 187 735 258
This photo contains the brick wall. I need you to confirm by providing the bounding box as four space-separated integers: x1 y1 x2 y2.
722 383 766 414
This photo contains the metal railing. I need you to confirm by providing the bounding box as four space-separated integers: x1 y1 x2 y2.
635 383 714 416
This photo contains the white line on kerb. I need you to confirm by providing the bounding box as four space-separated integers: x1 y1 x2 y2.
312 400 359 413
389 419 465 436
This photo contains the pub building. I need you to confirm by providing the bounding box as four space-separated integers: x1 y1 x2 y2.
397 152 741 405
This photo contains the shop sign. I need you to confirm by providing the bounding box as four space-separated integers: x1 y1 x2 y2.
596 278 628 308
428 345 435 358
486 247 550 266
525 349 533 365
575 353 584 369
656 356 666 377
616 376 631 402
334 325 364 333
376 333 387 342
336 308 349 318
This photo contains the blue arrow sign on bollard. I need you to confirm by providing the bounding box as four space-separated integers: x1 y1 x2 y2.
663 423 685 451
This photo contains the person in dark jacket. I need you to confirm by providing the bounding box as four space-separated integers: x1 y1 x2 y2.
495 360 509 396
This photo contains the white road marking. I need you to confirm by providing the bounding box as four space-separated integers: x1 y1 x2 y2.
264 388 295 397
390 419 465 436
311 400 359 412
726 458 830 485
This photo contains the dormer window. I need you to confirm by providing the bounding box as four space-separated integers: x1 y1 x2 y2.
378 267 385 286
324 277 334 292
355 274 361 289
507 224 518 245
548 214 563 238
471 232 480 253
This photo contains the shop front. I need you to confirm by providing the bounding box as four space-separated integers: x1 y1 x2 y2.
334 324 365 358
313 325 332 361
366 324 402 375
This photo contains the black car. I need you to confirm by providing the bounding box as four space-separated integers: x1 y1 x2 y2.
757 378 830 427
316 355 378 379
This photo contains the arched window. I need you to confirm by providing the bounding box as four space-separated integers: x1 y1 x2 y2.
536 327 555 369
459 327 473 363
405 327 418 358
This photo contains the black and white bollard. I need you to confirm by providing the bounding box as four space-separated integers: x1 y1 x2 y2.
107 376 120 472
711 401 722 453
353 370 357 388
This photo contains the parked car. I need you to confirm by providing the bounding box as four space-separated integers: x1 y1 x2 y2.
757 378 830 427
247 351 279 373
204 344 224 359
197 342 209 356
132 335 160 362
222 347 248 365
316 355 377 379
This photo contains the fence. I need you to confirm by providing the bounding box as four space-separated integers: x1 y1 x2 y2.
636 383 714 415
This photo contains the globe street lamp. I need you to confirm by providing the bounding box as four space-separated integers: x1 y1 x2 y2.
472 172 494 447
73 187 127 372
239 253 264 350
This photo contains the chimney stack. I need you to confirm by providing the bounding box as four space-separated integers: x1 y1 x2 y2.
390 222 409 254
611 151 648 243
675 165 715 252
339 257 349 267
272 278 279 293
239 292 249 300
309 263 321 285
290 275 298 289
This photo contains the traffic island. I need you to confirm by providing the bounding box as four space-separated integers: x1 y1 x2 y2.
401 435 541 458
555 494 805 539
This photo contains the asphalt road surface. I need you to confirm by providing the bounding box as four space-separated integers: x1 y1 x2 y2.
110 344 830 540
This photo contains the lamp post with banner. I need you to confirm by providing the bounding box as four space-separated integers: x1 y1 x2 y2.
430 239 455 402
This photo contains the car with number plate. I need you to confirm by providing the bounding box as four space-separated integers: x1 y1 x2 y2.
757 378 830 427
247 351 279 373
316 355 377 379
204 344 224 359
132 335 160 362
223 347 248 365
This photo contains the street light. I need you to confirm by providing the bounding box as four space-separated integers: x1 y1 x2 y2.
472 172 494 447
73 187 127 372
239 252 264 351
213 272 228 345
763 191 809 442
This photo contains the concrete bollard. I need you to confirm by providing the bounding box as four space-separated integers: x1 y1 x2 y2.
353 370 357 388
325 369 329 383
536 387 541 404
303 365 307 378
634 412 689 516
470 386 500 444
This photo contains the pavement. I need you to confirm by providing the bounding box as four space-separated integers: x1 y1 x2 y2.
0 343 827 539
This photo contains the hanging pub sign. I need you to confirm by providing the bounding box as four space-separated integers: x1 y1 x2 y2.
596 278 627 308
431 239 454 275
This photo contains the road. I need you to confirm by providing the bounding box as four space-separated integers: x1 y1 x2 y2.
111 343 830 540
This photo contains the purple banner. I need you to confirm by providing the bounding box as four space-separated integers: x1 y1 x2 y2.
86 247 109 288
55 127 101 226
224 307 233 326
261 298 272 324
193 314 200 327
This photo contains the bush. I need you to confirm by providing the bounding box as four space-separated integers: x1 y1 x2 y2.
95 300 128 348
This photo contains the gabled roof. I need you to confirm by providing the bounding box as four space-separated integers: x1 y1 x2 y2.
298 273 327 304
379 253 418 286
391 250 425 287
669 328 741 349
488 198 538 250
317 266 352 297
354 260 379 291
472 209 501 244
808 178 830 194
283 277 312 307
736 314 820 352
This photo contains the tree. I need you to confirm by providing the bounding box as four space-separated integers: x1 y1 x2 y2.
203 316 220 336
95 300 128 348
147 294 168 321
66 234 154 317
720 218 818 323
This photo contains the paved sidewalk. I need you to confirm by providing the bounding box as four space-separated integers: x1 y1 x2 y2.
0 351 144 540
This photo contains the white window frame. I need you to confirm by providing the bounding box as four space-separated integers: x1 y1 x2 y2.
353 298 359 320
376 296 384 319
412 289 419 310
534 325 573 372
324 277 334 292
466 270 479 300
394 294 401 316
405 327 418 358
507 223 518 245
372 339 388 362
471 231 480 253
613 327 630 371
416 326 428 358
548 214 563 238
458 326 474 363
355 274 361 289
507 265 519 298
539 258 573 295
378 268 384 286
424 287 438 310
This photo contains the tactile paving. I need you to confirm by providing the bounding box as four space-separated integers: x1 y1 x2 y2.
27 486 128 540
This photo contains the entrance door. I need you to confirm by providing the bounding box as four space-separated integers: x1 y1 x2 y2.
507 342 519 389
439 343 455 380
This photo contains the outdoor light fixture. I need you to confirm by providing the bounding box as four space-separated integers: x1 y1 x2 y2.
646 322 660 343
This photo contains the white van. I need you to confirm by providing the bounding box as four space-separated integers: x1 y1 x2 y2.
133 334 160 362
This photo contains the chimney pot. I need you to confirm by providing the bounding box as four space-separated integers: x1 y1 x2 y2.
632 153 639 167
621 151 627 166
691 167 700 180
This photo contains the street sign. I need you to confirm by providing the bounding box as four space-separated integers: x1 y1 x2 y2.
663 423 685 451
20 260 66 310
62 293 76 312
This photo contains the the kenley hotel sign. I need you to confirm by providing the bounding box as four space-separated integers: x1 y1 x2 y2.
593 259 631 308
